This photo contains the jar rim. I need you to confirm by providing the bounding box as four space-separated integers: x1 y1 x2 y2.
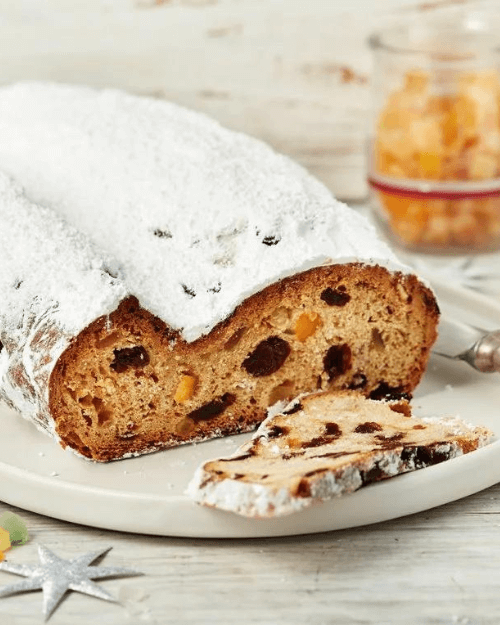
369 9 500 60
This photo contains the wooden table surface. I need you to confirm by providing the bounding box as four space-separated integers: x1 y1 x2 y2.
2 483 500 625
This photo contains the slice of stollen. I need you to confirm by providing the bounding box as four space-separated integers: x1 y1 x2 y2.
187 391 493 518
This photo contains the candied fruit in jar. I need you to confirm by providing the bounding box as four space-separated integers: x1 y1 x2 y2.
371 67 500 252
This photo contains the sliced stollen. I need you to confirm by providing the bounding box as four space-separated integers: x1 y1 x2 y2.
187 391 493 518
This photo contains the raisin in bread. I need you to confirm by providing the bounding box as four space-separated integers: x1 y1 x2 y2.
187 391 492 518
0 83 439 461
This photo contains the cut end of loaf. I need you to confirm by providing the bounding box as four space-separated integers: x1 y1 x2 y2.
49 263 439 461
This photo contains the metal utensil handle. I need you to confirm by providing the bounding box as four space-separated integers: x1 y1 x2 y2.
473 331 500 373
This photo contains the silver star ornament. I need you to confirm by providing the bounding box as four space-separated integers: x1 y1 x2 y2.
0 545 142 620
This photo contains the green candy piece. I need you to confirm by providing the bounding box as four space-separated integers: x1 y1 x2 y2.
0 511 29 546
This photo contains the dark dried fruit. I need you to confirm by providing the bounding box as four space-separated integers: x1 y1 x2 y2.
208 282 222 293
153 228 173 239
316 451 356 459
354 421 383 434
325 422 341 436
369 382 411 401
374 432 406 449
262 235 281 246
295 478 311 498
304 468 328 478
188 393 236 421
301 423 342 448
267 425 290 438
401 443 449 468
361 462 387 485
303 437 331 449
242 336 291 377
110 346 150 373
0 340 3 353
283 402 303 415
182 284 196 298
320 287 351 307
323 344 352 380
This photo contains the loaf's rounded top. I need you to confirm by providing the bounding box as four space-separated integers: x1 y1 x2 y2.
0 82 402 341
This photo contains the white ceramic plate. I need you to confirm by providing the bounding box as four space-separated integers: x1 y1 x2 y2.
1 279 500 537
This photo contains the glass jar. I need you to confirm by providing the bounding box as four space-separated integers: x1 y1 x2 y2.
368 10 500 254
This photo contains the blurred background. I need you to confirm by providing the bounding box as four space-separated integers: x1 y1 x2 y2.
0 0 477 204
2 0 500 261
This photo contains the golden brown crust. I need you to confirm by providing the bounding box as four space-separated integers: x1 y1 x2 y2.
49 263 439 461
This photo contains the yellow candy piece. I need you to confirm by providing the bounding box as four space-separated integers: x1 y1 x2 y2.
0 526 11 553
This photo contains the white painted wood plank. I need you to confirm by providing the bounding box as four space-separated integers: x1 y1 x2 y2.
2 482 500 624
0 0 479 200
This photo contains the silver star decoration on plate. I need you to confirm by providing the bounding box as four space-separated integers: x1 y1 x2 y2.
0 545 142 620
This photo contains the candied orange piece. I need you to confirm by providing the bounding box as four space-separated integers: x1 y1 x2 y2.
469 151 499 180
418 152 442 179
294 313 322 342
374 148 396 175
442 106 459 148
378 106 414 131
378 192 413 220
404 69 429 93
410 118 443 153
174 374 197 403
378 192 429 245
460 71 500 122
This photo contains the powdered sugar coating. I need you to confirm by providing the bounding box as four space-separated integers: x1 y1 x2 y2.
0 82 403 342
0 173 127 434
186 444 468 518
